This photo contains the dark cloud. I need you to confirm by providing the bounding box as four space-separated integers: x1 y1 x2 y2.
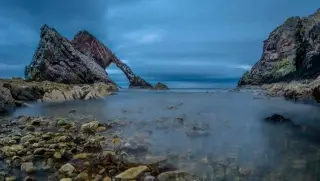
0 0 318 88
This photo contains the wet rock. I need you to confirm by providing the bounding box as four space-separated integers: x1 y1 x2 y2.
152 82 169 90
264 114 292 123
142 175 156 181
115 165 149 180
60 178 72 181
0 86 15 114
102 176 111 181
157 170 193 181
4 176 16 181
80 121 101 134
22 176 35 181
21 162 37 173
25 125 36 132
59 163 75 176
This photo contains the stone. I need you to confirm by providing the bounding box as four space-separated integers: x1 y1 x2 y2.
22 176 35 181
152 82 169 90
59 163 75 176
60 179 72 181
80 121 100 133
0 86 15 113
5 176 16 181
142 175 156 181
102 176 111 181
157 170 193 181
115 166 149 180
21 162 37 173
265 114 292 123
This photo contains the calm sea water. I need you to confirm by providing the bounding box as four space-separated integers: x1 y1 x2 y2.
11 89 320 180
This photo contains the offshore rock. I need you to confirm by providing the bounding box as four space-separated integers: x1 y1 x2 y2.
72 30 153 89
238 9 320 86
25 25 115 85
152 82 169 90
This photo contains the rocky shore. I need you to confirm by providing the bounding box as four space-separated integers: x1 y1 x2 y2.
0 78 118 114
0 114 196 181
238 9 320 102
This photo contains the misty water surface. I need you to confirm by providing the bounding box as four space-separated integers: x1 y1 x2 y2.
12 89 320 180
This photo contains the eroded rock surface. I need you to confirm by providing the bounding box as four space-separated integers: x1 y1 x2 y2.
25 25 115 85
238 9 320 86
72 30 153 89
0 78 118 113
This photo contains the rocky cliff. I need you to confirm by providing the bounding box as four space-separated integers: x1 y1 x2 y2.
238 9 320 86
71 30 153 88
25 25 116 85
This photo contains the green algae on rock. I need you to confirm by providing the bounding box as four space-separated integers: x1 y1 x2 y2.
237 8 320 102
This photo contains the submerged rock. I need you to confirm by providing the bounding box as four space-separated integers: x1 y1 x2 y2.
157 170 193 181
264 114 292 123
115 165 149 180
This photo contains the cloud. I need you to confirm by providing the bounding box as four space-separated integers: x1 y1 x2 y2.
122 29 166 44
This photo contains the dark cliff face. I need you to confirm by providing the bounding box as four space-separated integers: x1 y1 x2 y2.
26 25 116 85
238 9 320 86
72 30 153 89
71 30 113 68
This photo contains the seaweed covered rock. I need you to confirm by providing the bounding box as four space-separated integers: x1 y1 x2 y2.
238 9 320 86
25 25 115 85
0 78 118 103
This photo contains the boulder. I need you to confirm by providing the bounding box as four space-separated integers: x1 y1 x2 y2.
153 82 169 90
25 24 116 85
0 86 15 114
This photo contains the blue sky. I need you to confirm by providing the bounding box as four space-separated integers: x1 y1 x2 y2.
0 0 318 88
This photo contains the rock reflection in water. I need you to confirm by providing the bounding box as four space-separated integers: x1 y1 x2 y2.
11 90 320 180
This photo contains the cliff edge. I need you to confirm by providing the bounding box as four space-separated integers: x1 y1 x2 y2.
238 9 320 86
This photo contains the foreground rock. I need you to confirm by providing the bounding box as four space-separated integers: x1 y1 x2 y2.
72 30 153 89
0 78 117 113
0 115 179 181
237 9 320 101
25 25 116 85
152 82 169 90
259 77 320 102
0 86 15 113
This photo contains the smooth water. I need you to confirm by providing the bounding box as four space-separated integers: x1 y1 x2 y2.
12 89 320 180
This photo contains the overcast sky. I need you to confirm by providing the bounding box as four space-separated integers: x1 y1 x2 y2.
0 0 318 88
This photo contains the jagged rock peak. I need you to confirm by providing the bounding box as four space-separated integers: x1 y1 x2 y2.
25 24 116 85
72 30 113 68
